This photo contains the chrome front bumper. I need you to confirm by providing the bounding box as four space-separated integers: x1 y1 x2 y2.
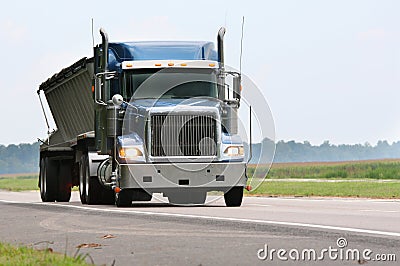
118 162 247 192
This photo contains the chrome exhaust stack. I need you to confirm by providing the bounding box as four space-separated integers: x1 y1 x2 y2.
217 27 226 68
99 28 109 71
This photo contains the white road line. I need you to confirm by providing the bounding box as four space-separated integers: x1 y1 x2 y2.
359 209 400 213
1 199 400 238
0 199 21 204
248 197 400 203
245 204 272 207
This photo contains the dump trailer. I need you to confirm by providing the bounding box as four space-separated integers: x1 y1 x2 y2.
37 27 247 207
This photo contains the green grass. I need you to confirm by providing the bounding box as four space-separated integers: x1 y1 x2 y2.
0 175 39 191
248 159 400 180
0 242 89 266
245 159 400 198
246 180 400 198
0 174 78 192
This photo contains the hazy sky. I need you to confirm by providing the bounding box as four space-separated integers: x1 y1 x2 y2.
0 0 399 145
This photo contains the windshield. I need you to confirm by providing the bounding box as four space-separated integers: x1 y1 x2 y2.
122 68 218 100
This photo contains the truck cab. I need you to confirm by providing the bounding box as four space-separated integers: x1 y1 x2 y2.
38 28 246 207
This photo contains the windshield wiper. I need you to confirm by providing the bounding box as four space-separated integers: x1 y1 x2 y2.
170 96 192 99
131 97 158 100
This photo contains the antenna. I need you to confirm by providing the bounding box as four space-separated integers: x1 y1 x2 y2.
239 16 245 74
224 10 228 28
91 18 95 48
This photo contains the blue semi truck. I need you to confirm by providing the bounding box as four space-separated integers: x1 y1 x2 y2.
37 28 247 207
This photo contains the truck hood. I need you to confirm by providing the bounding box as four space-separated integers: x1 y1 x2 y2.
127 97 222 116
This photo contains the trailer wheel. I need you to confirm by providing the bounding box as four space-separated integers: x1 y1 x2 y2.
40 157 57 202
56 160 72 202
224 187 244 207
115 189 132 207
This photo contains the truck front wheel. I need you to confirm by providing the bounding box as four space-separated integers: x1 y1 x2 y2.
132 189 152 201
115 190 132 207
40 157 57 202
224 187 244 207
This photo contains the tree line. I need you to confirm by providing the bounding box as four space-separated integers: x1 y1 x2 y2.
0 142 40 174
248 139 400 164
1 140 400 174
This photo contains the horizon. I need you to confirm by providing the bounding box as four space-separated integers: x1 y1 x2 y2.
2 139 399 147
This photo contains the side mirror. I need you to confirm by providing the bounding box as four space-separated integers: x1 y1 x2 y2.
233 75 241 101
105 73 117 80
95 76 104 105
94 71 117 106
112 94 123 106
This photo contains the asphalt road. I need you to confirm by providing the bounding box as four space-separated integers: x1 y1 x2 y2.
0 191 399 265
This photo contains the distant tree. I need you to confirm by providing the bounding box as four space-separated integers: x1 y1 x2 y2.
0 142 39 174
250 139 400 163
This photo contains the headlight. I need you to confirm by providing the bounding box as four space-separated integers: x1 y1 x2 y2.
119 147 143 159
224 146 244 156
117 133 145 163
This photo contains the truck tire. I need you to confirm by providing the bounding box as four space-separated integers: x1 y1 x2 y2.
78 156 87 204
115 189 132 207
224 187 244 207
102 192 116 205
81 154 102 204
56 160 72 202
132 189 152 201
168 191 206 205
40 157 58 202
80 154 115 205
86 176 103 205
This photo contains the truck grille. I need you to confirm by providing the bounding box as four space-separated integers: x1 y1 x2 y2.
150 114 217 157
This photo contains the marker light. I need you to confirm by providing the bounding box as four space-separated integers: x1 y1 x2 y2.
126 63 133 68
209 63 216 67
155 63 162 66
168 62 174 66
180 63 187 66
224 146 244 156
